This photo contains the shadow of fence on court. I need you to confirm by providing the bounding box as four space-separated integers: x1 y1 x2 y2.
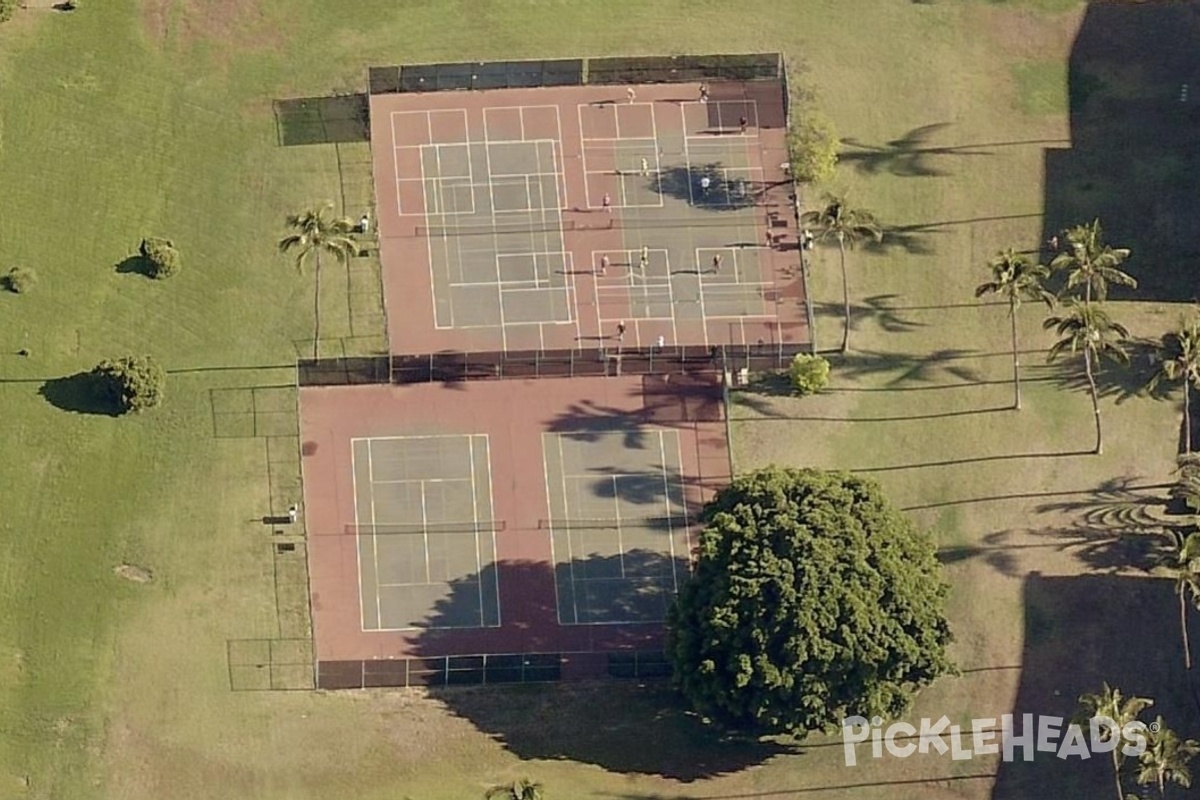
297 344 808 387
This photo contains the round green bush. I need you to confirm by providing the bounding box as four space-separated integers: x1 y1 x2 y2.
95 355 166 413
0 0 16 23
3 267 35 294
140 238 181 279
788 353 830 395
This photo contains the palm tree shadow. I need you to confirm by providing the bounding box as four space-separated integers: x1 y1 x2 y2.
839 122 994 178
832 348 983 386
812 295 928 336
1039 337 1161 405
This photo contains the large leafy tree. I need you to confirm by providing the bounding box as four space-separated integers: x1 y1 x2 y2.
1147 313 1200 456
278 203 358 358
667 467 954 736
1135 717 1200 798
800 194 883 353
1050 219 1136 305
485 779 544 800
1077 683 1153 800
1044 299 1130 455
975 249 1054 410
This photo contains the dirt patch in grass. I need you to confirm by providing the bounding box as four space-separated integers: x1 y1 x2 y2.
972 3 1082 62
140 0 282 59
114 564 153 583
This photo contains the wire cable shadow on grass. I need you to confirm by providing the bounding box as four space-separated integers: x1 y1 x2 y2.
39 371 122 416
851 448 1094 474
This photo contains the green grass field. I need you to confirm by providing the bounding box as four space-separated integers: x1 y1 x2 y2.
0 1 1193 798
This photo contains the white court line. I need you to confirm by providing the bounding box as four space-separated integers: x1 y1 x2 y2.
557 434 581 625
482 435 501 626
612 475 626 578
367 439 384 628
419 481 431 583
370 476 475 485
658 430 679 594
468 434 484 626
541 434 564 626
351 441 367 631
664 250 679 344
352 433 474 443
672 430 691 588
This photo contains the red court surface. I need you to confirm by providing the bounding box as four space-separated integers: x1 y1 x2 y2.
301 375 731 685
370 79 808 355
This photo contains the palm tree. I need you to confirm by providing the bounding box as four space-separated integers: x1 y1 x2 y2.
975 249 1055 409
1077 683 1154 800
1045 299 1130 454
278 203 358 358
1050 219 1136 306
1174 533 1200 671
485 778 544 800
1147 313 1200 456
1136 716 1200 797
800 193 883 353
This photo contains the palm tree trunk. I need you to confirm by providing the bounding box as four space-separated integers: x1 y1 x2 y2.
1010 299 1021 410
313 251 322 359
1182 583 1193 670
1186 379 1193 456
1112 751 1125 800
1086 350 1103 454
838 235 850 353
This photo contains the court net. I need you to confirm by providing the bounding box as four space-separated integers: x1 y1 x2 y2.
342 521 507 535
537 516 696 531
413 210 781 238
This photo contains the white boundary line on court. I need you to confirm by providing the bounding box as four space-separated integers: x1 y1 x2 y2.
367 439 384 628
351 440 367 632
468 435 484 626
672 430 690 590
557 434 581 625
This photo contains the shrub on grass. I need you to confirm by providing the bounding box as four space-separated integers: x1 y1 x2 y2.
139 237 180 279
94 355 165 413
2 266 35 294
667 467 955 736
787 353 830 395
786 112 839 185
0 0 16 23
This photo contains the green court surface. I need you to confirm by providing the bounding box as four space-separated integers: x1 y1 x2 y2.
351 434 500 630
542 429 691 625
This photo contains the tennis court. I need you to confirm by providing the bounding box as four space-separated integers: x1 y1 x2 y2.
351 434 500 631
301 374 730 685
370 79 809 354
543 429 690 625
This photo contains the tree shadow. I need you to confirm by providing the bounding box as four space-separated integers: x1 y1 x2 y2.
831 348 984 387
1039 337 1161 405
992 574 1200 798
811 294 928 336
415 556 794 780
860 221 943 256
114 254 154 278
652 163 760 211
839 122 995 178
39 371 122 416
